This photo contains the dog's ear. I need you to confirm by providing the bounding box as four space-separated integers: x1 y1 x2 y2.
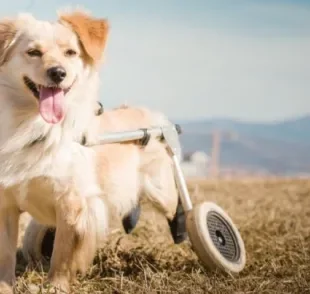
58 10 109 65
0 19 18 65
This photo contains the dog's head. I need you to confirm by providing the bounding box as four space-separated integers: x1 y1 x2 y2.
0 10 109 124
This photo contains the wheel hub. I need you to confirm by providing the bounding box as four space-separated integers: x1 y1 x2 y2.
206 211 240 262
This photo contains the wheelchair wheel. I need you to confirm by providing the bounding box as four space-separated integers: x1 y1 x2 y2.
186 201 246 274
22 218 55 262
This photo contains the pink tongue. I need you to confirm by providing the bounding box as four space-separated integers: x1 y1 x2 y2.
39 87 65 124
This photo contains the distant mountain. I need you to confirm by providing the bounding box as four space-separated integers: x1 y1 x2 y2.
175 115 310 175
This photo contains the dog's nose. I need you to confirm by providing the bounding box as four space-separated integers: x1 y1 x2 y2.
47 66 67 84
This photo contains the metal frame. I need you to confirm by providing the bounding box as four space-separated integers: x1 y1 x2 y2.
93 124 193 213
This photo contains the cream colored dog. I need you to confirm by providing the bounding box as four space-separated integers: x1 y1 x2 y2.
0 10 179 293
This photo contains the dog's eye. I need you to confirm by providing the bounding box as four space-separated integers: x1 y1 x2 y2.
65 49 77 57
27 49 42 57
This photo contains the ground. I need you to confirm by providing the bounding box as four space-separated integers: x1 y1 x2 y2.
15 178 310 293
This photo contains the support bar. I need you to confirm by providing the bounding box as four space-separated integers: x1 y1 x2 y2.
172 154 193 212
95 124 181 145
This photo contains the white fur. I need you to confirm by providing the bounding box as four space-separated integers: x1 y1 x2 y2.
0 14 101 205
0 11 180 293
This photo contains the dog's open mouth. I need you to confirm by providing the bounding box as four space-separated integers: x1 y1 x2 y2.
23 76 73 100
24 76 40 99
23 76 74 124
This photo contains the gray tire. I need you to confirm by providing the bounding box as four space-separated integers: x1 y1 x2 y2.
22 218 54 262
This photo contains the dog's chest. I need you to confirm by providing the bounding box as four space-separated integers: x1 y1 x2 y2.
0 141 72 187
0 105 102 202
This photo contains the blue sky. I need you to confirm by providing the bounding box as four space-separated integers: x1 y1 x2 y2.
0 0 309 121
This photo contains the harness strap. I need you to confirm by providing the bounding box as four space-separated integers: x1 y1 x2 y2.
95 101 104 116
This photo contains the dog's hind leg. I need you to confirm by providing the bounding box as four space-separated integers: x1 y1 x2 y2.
0 190 20 294
142 148 187 244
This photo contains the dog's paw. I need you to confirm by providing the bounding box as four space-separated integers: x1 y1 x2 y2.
122 205 141 234
0 281 14 294
45 279 70 294
168 198 188 244
27 283 40 294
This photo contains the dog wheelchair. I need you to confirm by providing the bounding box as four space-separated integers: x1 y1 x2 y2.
22 124 246 274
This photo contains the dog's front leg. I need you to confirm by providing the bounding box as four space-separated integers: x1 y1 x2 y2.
48 192 101 293
0 193 20 294
47 191 81 292
47 219 75 292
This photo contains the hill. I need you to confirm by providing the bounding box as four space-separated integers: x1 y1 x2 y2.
176 115 310 175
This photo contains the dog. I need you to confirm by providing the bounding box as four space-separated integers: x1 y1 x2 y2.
21 104 187 264
0 10 182 293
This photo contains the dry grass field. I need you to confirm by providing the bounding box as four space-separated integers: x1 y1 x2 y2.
15 178 310 293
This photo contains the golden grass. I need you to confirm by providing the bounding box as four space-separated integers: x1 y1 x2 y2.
15 178 310 293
